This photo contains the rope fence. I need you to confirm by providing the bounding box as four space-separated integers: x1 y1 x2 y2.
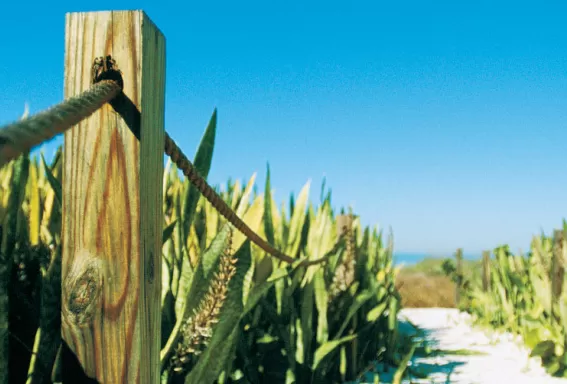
0 73 326 268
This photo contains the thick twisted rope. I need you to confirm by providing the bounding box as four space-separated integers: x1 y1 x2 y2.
0 80 121 167
0 77 326 268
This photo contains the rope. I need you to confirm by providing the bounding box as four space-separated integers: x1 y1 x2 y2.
0 78 326 268
0 80 121 167
164 133 327 267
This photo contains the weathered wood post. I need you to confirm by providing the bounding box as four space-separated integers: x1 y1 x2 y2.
552 229 565 303
482 250 491 292
61 10 165 383
455 248 463 306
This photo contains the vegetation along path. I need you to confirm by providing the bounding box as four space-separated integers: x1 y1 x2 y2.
371 308 567 384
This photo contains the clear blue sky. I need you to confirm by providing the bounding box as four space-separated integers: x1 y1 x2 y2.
1 1 566 256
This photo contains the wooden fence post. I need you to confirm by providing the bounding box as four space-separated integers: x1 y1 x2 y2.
552 229 565 303
482 250 491 292
455 248 463 305
61 10 165 383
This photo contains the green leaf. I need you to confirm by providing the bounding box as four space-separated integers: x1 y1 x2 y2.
172 187 186 309
313 334 357 370
366 301 388 322
546 360 561 376
295 317 304 364
182 109 217 239
41 152 62 209
285 180 310 258
300 281 315 366
334 289 376 338
28 160 40 245
393 344 416 384
264 163 275 246
313 268 329 344
235 173 256 217
319 176 326 204
531 340 555 360
232 194 264 252
242 267 288 316
162 219 177 245
388 296 400 331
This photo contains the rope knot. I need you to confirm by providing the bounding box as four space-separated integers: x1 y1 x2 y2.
91 55 124 90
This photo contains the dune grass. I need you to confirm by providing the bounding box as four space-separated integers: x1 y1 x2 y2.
396 257 482 308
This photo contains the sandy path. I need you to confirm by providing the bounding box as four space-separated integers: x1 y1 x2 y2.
356 308 567 383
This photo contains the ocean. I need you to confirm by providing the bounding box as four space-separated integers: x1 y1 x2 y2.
392 252 480 266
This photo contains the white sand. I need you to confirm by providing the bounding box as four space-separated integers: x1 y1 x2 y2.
353 308 567 384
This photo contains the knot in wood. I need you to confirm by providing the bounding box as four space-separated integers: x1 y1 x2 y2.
91 55 124 90
65 254 103 326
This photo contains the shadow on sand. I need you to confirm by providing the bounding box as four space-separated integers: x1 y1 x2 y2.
353 319 477 383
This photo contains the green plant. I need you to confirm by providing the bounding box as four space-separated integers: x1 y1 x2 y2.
0 109 412 384
462 226 567 377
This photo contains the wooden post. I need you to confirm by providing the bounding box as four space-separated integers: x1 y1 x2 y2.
552 229 565 302
455 248 463 305
61 10 165 383
482 250 491 292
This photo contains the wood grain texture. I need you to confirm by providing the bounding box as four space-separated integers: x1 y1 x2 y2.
61 10 165 383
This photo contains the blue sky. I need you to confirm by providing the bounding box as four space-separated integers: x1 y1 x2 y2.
1 1 566 256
